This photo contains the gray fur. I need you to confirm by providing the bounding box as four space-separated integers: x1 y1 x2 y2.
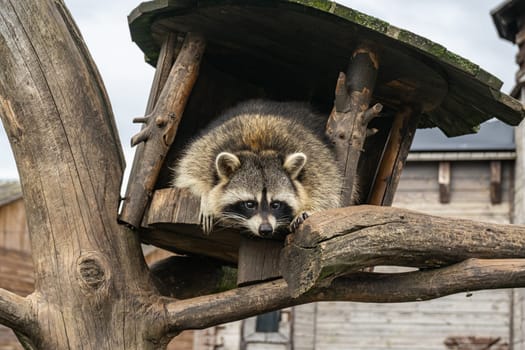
173 99 342 236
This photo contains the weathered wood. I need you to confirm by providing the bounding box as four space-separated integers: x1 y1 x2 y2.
444 336 503 350
0 1 167 348
143 188 240 263
0 198 30 253
490 160 502 204
3 1 525 349
237 238 283 286
280 205 525 297
144 188 284 275
119 32 206 229
151 257 525 307
121 33 180 225
0 287 31 336
368 106 421 205
0 248 33 296
145 33 183 114
157 258 525 333
325 46 381 206
438 161 451 203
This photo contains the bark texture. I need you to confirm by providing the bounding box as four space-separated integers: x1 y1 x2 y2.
2 1 525 350
281 205 525 297
0 1 166 348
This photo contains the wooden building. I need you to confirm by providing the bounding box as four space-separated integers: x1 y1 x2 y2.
0 181 32 350
493 1 525 349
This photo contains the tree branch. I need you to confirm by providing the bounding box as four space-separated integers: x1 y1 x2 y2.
158 258 525 332
0 288 32 333
314 258 525 302
281 205 525 296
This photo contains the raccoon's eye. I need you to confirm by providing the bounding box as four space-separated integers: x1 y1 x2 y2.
270 201 281 210
244 201 257 210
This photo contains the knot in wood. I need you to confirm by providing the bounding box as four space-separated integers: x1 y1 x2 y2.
76 252 110 292
155 115 169 127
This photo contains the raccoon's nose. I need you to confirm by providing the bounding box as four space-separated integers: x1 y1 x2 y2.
258 223 274 237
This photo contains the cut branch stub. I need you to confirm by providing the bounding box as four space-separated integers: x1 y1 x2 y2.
325 45 381 206
120 32 206 229
280 205 525 297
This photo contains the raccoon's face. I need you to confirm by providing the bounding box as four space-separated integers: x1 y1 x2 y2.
211 151 306 238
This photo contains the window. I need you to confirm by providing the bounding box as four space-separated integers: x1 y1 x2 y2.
241 309 292 350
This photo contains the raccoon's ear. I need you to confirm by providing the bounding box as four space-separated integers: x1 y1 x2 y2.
283 152 307 180
216 152 241 180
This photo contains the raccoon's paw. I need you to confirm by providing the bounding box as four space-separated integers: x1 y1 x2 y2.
290 212 309 232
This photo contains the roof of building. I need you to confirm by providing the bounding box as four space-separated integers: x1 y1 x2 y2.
129 0 524 137
491 0 525 43
411 119 515 152
0 181 22 207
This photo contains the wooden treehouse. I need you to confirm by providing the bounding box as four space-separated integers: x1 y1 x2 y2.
119 0 525 289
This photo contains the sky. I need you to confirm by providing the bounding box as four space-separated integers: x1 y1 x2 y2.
0 0 519 189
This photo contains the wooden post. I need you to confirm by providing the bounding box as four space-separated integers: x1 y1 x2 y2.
438 161 451 204
368 105 421 206
326 45 382 206
237 238 283 286
119 32 206 229
490 160 502 204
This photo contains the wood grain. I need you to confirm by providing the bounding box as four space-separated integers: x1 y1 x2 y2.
120 32 206 229
281 205 525 296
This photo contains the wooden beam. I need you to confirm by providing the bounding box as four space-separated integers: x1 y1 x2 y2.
237 238 283 286
325 45 382 206
490 160 502 204
368 106 421 206
119 32 206 229
143 188 240 263
438 161 451 204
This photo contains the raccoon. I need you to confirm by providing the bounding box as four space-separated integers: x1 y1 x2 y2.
173 100 342 238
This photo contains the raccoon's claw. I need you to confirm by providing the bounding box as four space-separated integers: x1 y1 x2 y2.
199 212 214 234
199 195 215 234
290 212 309 232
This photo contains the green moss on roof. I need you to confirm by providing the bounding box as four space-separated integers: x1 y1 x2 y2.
331 3 389 33
128 0 524 136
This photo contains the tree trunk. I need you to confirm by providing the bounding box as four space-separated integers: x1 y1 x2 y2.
0 1 166 348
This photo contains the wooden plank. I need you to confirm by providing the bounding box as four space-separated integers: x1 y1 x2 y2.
368 106 421 205
311 290 511 350
237 237 282 286
438 161 451 204
119 32 206 229
120 32 179 229
143 188 240 263
292 304 316 350
491 160 503 204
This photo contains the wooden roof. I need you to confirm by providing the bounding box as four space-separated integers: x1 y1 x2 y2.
128 0 525 137
492 0 525 43
0 181 22 207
